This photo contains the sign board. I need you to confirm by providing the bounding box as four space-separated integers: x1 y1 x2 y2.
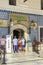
10 14 28 27
6 35 11 53
10 14 28 21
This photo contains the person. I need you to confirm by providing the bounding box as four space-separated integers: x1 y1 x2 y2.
32 37 39 54
22 37 26 51
32 37 36 52
18 36 22 51
0 36 6 53
13 36 18 53
0 36 6 64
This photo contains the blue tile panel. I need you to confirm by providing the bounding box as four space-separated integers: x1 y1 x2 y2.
0 10 8 38
38 16 43 26
28 15 43 44
0 28 8 38
0 11 8 19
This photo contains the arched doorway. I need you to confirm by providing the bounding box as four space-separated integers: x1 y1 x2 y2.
10 24 28 51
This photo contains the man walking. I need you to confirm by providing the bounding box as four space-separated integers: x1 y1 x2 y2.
13 36 18 53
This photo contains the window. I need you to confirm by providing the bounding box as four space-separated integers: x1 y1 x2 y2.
41 0 43 10
9 0 16 6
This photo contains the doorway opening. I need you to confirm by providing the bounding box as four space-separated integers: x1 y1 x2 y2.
13 29 24 39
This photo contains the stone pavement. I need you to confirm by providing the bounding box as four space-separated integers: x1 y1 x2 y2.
0 45 43 65
0 51 43 65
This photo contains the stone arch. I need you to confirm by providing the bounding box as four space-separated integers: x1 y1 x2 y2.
10 24 28 33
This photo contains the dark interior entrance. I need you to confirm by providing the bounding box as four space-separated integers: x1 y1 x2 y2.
13 29 24 39
13 30 19 38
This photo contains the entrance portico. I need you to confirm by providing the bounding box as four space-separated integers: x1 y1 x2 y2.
9 13 30 51
10 24 28 51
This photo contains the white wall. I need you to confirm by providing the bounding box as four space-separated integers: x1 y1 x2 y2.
0 0 41 9
0 0 43 15
0 0 8 7
16 0 41 9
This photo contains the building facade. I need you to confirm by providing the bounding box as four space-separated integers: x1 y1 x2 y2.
0 0 43 51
